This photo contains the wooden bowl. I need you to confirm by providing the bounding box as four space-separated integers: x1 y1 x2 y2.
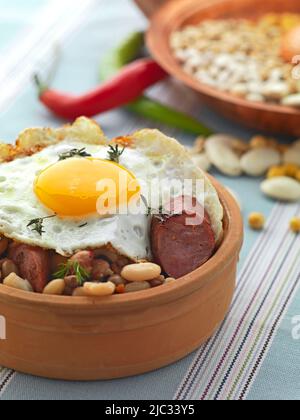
134 0 166 17
0 178 243 381
147 0 300 136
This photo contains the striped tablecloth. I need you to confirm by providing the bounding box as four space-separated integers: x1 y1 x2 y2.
0 0 299 401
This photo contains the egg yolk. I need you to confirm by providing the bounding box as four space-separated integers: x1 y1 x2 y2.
34 158 140 217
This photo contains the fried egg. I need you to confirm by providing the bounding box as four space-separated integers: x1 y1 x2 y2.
0 119 223 260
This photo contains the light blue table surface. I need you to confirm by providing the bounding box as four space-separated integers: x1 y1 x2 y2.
0 0 299 401
0 0 50 52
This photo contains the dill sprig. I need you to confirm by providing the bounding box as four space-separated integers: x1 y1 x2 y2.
53 261 90 286
27 215 56 236
107 145 125 163
59 148 91 161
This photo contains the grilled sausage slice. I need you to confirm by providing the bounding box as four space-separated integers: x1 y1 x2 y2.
151 197 216 279
9 244 50 293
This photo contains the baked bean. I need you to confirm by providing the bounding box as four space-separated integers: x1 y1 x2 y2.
0 236 8 256
43 279 65 296
149 275 165 288
108 274 126 286
72 287 86 297
64 275 79 288
125 281 151 293
1 259 19 278
121 263 161 282
83 281 116 297
92 259 113 281
64 275 79 295
3 273 33 292
165 278 176 284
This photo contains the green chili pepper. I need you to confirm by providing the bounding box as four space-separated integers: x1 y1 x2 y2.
100 32 145 81
99 32 213 136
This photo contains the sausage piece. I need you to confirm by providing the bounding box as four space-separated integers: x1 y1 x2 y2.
151 197 216 279
9 244 50 293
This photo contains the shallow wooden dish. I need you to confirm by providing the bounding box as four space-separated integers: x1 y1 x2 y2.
134 0 166 17
0 178 243 381
146 0 300 136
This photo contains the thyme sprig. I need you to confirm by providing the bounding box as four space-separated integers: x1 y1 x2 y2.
27 215 56 236
59 148 91 161
107 145 125 163
78 223 88 228
150 206 175 223
141 195 175 222
54 261 90 286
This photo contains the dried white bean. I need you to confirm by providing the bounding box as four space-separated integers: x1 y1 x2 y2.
269 68 283 82
171 20 300 108
215 54 231 68
262 82 289 100
261 177 300 202
283 148 300 166
247 81 263 94
3 273 33 292
241 148 281 176
174 49 190 61
246 93 264 102
1 260 19 278
83 281 116 297
191 153 211 172
72 287 86 297
165 278 176 284
230 83 248 97
282 94 300 107
205 135 242 176
43 279 65 296
121 263 161 282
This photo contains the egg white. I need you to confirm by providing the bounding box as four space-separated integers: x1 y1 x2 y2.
0 129 223 260
0 141 151 259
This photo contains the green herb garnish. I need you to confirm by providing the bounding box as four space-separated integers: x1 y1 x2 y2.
152 206 172 222
141 195 178 221
107 145 125 163
59 148 91 161
27 215 56 236
78 223 88 228
54 261 90 286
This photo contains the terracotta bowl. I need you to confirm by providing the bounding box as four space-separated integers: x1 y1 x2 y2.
0 178 243 381
134 0 166 17
146 0 300 136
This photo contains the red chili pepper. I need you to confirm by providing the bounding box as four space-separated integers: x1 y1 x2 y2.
34 58 168 120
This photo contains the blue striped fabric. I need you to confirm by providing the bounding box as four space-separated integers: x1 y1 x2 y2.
0 0 299 401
